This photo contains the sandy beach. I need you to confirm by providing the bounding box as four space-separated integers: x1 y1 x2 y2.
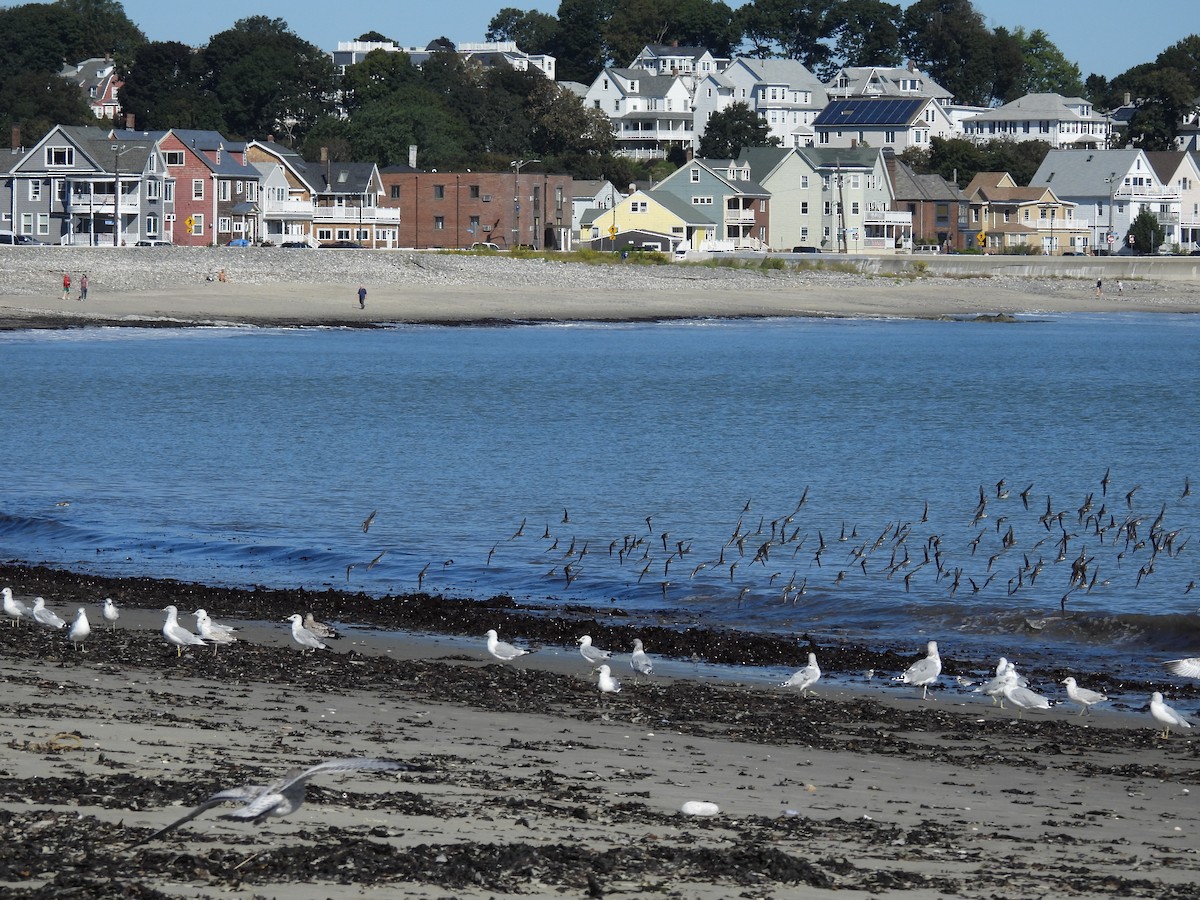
1 246 1199 329
3 252 1199 897
2 565 1199 898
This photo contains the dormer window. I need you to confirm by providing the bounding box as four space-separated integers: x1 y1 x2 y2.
45 147 73 166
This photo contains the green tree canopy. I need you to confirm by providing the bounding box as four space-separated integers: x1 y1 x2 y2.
900 0 995 105
829 0 902 71
118 40 223 130
1127 206 1165 254
698 101 777 157
339 48 419 114
903 136 1051 188
736 0 840 73
486 7 560 55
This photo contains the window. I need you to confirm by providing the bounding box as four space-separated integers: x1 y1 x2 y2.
819 132 830 144
390 185 400 199
165 151 184 166
147 180 160 200
236 181 243 195
800 202 808 214
45 147 74 166
433 184 444 199
884 130 896 142
317 228 333 241
165 180 175 202
823 201 832 215
147 155 156 173
145 215 158 236
247 181 256 201
691 196 713 205
469 215 480 232
29 181 42 201
336 228 351 240
192 179 204 200
190 214 204 235
218 181 230 202
20 213 32 234
800 176 809 189
800 227 808 241
630 201 647 213
218 216 231 233
434 216 444 230
690 169 700 183
851 202 860 215
37 213 49 235
356 229 370 241
469 184 480 199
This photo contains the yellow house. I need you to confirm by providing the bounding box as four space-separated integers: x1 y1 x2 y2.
965 172 1091 255
580 190 717 252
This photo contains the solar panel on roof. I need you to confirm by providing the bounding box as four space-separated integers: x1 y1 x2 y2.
815 98 924 127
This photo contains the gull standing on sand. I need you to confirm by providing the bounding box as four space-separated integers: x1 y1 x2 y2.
194 609 237 653
1164 657 1200 678
162 605 206 656
3 587 32 626
895 640 941 699
485 628 532 663
286 613 327 651
783 652 821 697
578 635 611 671
597 664 622 698
1149 692 1193 738
630 638 654 678
1062 677 1107 716
304 613 337 640
101 598 119 630
32 597 66 630
131 757 412 845
67 608 91 651
1000 670 1052 717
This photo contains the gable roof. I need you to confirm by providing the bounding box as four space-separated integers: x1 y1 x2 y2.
965 92 1106 122
887 156 968 203
965 171 1057 204
814 97 927 128
826 65 951 101
796 146 883 171
1028 148 1148 195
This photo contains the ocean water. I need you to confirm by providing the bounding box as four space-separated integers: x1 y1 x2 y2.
2 313 1198 678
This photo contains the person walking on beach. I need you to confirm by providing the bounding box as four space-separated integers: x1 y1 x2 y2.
1095 278 1103 297
1117 279 1124 296
79 273 89 301
62 272 71 300
357 285 367 309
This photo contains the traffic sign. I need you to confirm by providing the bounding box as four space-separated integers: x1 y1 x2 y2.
185 215 196 233
608 225 618 238
1106 234 1116 244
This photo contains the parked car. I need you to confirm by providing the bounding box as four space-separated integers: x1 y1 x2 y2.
227 237 251 247
1060 251 1085 256
134 239 172 247
0 231 46 246
280 240 312 249
791 246 821 254
468 241 500 251
318 240 364 249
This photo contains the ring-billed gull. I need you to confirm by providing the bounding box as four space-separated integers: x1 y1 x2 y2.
2 587 31 627
31 597 66 630
130 757 412 846
485 628 532 663
597 664 621 700
578 635 611 671
1164 657 1200 678
286 613 327 651
1061 677 1107 716
894 640 941 699
101 598 119 630
303 613 337 639
67 608 91 651
162 605 206 656
1149 691 1193 738
194 609 237 654
630 638 654 678
1001 671 1051 717
783 652 821 697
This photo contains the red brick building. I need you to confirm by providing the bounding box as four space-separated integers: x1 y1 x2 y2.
379 168 573 250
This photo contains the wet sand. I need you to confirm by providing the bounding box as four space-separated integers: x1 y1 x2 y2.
1 565 1198 898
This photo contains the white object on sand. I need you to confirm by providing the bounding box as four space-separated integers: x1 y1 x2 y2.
32 597 66 630
3 587 32 626
131 757 411 845
485 628 531 662
597 664 621 695
895 640 941 699
1150 691 1193 738
286 613 327 651
630 638 654 676
195 609 237 651
680 801 720 816
1061 676 1107 715
783 652 821 697
578 634 611 670
68 608 91 650
101 598 120 629
163 605 206 656
1001 671 1051 716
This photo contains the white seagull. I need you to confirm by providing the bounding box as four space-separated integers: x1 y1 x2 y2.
783 652 821 697
895 640 941 700
3 587 32 626
1001 670 1052 717
630 638 654 677
286 613 327 651
578 634 612 671
485 628 532 663
101 598 120 630
31 597 67 630
1062 677 1107 716
195 609 237 653
130 757 412 846
1164 657 1200 678
597 664 622 697
162 605 207 656
67 608 91 651
1149 691 1193 739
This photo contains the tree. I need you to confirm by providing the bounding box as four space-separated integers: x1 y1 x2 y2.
527 80 614 156
198 16 335 142
1127 206 1165 255
1 71 93 139
829 0 902 71
54 0 145 63
340 48 419 114
604 0 739 66
486 7 560 54
1112 63 1198 150
346 84 474 168
995 27 1083 102
900 0 995 105
699 101 777 157
119 40 223 130
737 0 840 73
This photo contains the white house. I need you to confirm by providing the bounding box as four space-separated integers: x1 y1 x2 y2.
694 58 828 150
824 63 952 103
962 93 1112 149
571 179 624 238
583 68 695 159
628 45 726 79
1146 151 1200 251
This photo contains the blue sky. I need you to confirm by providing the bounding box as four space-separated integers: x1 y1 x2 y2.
116 0 1190 80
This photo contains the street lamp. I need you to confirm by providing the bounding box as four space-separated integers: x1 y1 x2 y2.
1105 172 1116 255
1037 201 1057 255
511 158 539 250
111 143 132 246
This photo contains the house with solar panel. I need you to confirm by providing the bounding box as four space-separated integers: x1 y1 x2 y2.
812 97 955 152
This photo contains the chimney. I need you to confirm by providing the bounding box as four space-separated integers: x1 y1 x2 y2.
1123 92 1131 106
320 146 328 162
267 134 275 143
124 113 135 130
907 59 916 73
408 144 418 168
11 125 20 151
